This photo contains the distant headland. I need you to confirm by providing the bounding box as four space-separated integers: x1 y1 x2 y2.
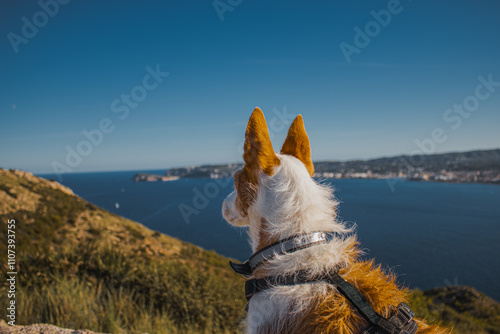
132 173 179 182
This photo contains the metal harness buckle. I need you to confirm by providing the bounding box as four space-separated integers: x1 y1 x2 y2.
397 302 415 323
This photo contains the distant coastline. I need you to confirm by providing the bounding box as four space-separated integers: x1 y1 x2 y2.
133 148 500 185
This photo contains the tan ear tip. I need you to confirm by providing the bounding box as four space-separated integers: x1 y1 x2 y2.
249 107 264 120
291 114 305 127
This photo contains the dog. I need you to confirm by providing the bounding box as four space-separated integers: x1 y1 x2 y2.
222 108 450 334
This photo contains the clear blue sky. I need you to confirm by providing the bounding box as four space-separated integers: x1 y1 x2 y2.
1 0 499 174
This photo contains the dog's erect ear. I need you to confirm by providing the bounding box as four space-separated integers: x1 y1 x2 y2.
280 115 314 176
244 108 280 184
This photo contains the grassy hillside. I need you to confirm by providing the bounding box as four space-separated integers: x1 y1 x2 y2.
0 168 498 333
0 169 246 333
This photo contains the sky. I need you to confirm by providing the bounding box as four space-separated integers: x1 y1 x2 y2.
1 0 499 175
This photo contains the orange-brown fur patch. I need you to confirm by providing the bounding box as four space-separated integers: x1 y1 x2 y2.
304 260 408 333
244 108 280 185
233 169 256 216
252 241 451 333
280 114 314 176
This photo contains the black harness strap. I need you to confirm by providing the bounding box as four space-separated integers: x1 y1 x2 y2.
330 271 415 334
231 231 340 276
232 231 417 334
245 270 417 334
328 271 384 326
245 269 313 300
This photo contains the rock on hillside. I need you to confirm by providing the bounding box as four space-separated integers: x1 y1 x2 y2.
0 320 99 333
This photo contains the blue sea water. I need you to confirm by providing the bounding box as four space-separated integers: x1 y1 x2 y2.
39 171 500 301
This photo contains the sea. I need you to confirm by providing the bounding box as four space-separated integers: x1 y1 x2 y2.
39 170 500 301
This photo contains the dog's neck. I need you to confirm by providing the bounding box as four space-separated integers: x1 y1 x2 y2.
246 154 353 258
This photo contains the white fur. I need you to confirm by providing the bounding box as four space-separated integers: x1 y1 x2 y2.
222 190 250 226
223 154 356 333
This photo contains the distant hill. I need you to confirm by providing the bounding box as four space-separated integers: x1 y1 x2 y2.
313 148 500 174
1 168 499 333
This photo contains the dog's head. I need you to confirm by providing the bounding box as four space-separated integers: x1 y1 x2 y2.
222 107 315 248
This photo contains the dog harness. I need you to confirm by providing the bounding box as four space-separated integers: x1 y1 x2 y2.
230 231 418 334
230 231 337 276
